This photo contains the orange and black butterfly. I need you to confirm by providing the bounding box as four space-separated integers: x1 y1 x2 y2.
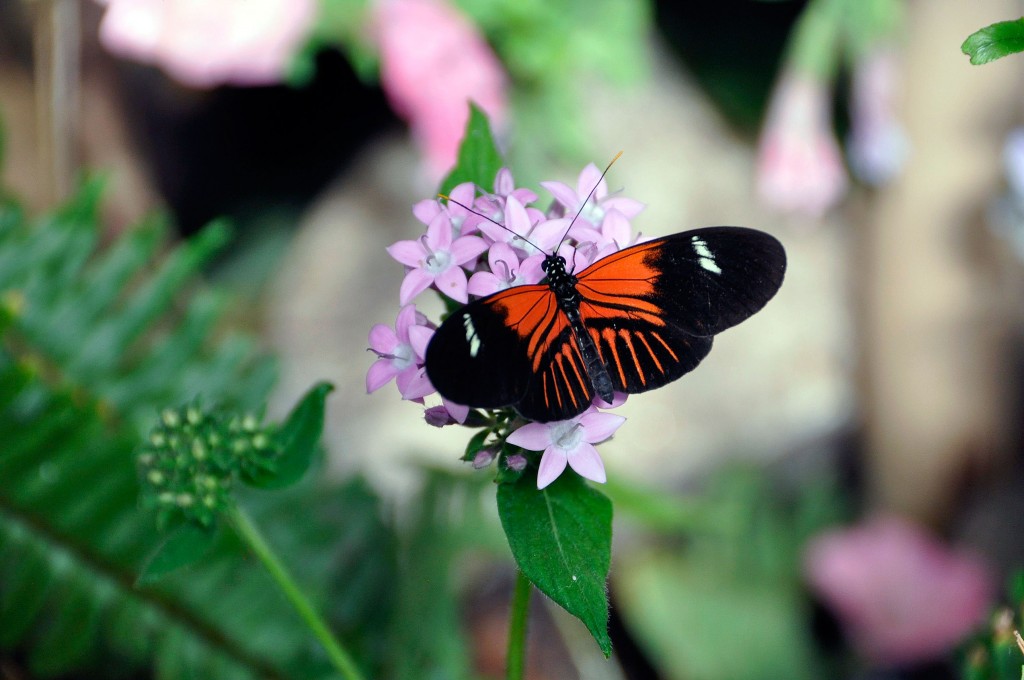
425 224 786 423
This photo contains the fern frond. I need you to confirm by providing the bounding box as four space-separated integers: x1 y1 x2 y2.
0 182 393 678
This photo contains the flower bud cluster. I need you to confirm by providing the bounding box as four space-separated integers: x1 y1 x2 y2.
137 403 276 527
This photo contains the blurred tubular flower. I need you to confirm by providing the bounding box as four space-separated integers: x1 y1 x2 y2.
804 516 993 666
756 74 847 218
372 0 507 179
847 50 909 186
96 0 317 88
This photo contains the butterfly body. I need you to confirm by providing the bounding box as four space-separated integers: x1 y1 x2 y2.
425 226 786 423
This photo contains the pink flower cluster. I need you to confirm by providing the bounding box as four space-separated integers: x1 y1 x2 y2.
95 0 317 88
366 164 642 487
804 516 993 666
756 52 908 218
372 0 508 179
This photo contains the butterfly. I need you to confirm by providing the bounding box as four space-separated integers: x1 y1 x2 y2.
424 225 786 423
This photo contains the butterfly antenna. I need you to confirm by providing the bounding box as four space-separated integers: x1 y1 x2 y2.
438 192 546 254
559 150 622 272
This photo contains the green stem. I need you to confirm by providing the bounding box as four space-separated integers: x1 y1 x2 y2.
228 506 365 680
506 570 532 680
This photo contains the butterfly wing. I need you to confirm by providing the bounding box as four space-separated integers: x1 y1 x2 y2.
426 226 785 421
574 226 786 394
424 284 594 419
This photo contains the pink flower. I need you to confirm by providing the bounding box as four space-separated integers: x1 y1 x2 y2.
95 0 316 88
467 242 545 297
475 195 564 258
507 408 625 489
804 516 993 665
366 305 435 400
847 50 909 186
756 74 848 218
387 212 488 304
473 168 539 224
540 163 644 229
372 0 507 179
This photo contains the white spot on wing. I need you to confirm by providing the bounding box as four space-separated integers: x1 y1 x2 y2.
691 235 722 274
463 314 482 357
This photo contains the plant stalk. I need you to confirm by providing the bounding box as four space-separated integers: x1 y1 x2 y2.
32 0 79 204
506 569 532 680
228 506 365 680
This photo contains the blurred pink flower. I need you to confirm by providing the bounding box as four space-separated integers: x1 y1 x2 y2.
756 74 847 218
804 516 993 666
372 0 507 178
847 50 909 186
96 0 317 88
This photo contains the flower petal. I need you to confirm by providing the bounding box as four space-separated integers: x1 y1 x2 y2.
366 359 400 393
602 196 645 220
434 265 469 303
443 398 469 423
399 268 435 305
507 422 553 451
413 198 442 225
567 443 606 484
386 239 425 267
540 180 579 211
449 235 489 264
575 163 605 201
467 271 501 297
368 323 398 354
579 411 626 443
397 365 434 400
536 447 568 489
407 324 434 360
425 212 454 250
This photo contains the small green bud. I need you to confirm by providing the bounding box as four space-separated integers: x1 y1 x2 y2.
161 409 180 428
251 433 269 450
176 493 194 508
242 414 258 432
147 470 165 486
191 439 207 461
158 491 175 504
138 452 155 466
186 406 202 425
149 432 166 447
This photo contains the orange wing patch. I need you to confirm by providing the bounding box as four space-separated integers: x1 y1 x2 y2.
489 285 567 371
575 243 665 326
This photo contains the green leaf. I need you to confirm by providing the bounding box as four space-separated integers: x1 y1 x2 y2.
439 103 504 195
245 381 333 489
497 469 613 656
615 551 818 680
962 18 1024 65
137 522 220 585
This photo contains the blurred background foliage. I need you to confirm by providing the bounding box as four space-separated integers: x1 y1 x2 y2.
3 0 1024 679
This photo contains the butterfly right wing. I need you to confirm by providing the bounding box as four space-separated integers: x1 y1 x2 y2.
425 285 594 420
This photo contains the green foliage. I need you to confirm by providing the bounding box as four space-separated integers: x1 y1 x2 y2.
613 468 840 680
388 469 502 679
960 572 1024 680
497 468 613 657
457 0 650 170
962 18 1024 65
0 182 395 679
439 103 504 196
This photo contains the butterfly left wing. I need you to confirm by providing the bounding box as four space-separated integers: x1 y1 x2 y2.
425 284 594 419
574 226 785 395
